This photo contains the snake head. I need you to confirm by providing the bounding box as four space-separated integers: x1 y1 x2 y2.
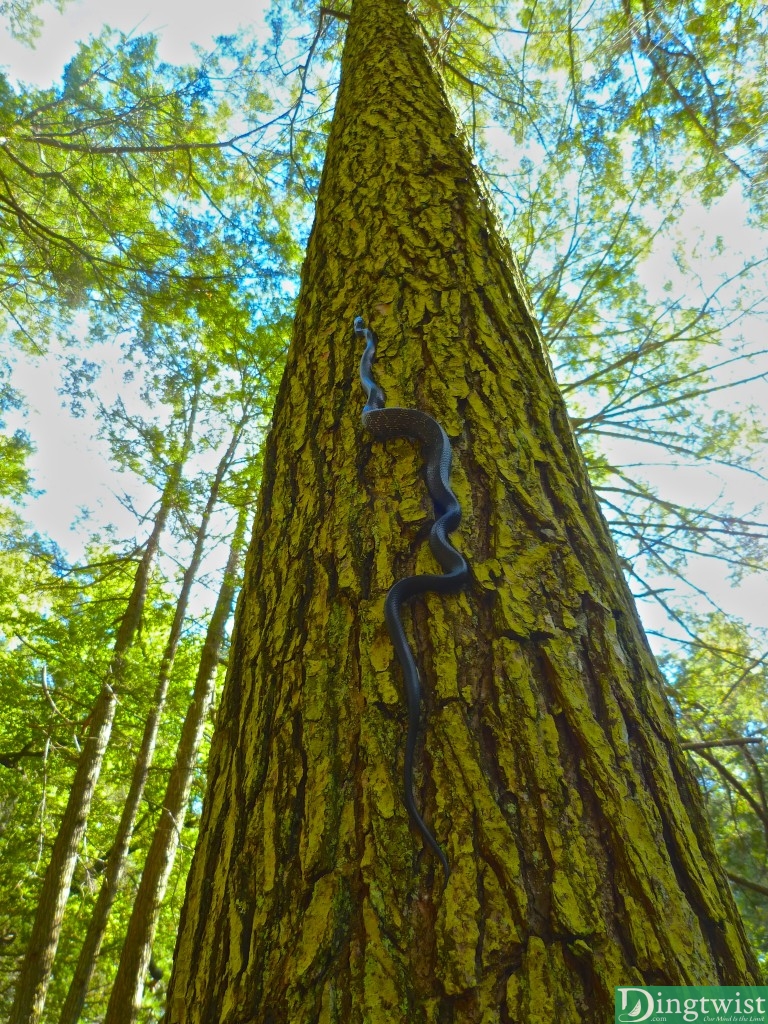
354 316 365 334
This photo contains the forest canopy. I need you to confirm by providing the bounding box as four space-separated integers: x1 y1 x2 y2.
1 0 767 1019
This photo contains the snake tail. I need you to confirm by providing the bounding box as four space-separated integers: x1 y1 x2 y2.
356 316 469 880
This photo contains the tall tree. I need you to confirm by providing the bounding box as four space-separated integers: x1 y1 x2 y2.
9 389 199 1024
166 1 759 1021
104 495 251 1024
264 0 768 652
56 414 248 1024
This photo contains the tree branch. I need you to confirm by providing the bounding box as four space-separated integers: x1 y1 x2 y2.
727 872 768 899
681 738 762 751
0 742 45 769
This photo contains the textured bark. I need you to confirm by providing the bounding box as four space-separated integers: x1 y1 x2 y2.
10 397 198 1024
57 420 244 1024
104 501 250 1024
166 0 760 1021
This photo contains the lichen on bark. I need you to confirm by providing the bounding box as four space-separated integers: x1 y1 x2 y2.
165 0 761 1020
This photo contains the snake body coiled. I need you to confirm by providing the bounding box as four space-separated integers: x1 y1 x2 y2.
356 316 469 879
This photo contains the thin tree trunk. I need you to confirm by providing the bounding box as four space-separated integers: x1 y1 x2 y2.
166 1 760 1021
10 396 199 1024
57 419 245 1024
104 500 250 1024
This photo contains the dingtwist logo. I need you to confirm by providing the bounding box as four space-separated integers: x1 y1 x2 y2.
615 986 768 1024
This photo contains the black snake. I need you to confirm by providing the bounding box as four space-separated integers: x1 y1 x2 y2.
356 316 469 879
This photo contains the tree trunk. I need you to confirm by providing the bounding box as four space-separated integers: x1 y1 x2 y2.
57 419 245 1024
166 0 760 1021
104 499 250 1024
10 396 199 1024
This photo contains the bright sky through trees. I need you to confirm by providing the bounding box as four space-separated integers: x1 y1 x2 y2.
602 188 768 637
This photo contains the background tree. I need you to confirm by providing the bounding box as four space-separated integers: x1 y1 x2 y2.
9 386 199 1024
1 19 294 1018
0 26 298 351
56 411 249 1024
104 493 252 1024
662 613 768 956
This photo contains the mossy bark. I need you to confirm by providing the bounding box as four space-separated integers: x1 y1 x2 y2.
166 0 760 1021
